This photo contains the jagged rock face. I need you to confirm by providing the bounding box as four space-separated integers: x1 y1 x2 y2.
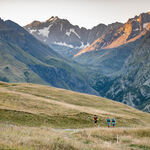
72 12 150 113
87 24 107 43
74 22 123 56
73 12 150 76
75 12 150 57
0 18 8 29
24 17 108 57
106 32 150 112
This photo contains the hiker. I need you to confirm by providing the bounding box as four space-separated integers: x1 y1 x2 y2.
94 115 98 126
107 117 111 127
112 118 116 127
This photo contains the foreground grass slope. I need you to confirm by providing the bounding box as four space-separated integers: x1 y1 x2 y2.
1 124 150 150
0 82 150 149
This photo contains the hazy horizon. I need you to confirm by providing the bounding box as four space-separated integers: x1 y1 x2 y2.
0 0 150 29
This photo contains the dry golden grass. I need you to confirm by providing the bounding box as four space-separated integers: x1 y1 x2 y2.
1 124 150 150
0 82 150 149
75 127 150 150
2 82 150 118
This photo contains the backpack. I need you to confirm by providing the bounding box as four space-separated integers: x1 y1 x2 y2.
107 118 110 122
112 118 115 123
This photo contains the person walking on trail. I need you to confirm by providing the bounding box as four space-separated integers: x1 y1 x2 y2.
112 118 116 127
94 115 98 126
107 117 111 127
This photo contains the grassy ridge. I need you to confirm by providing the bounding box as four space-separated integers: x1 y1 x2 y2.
0 82 150 149
0 82 150 128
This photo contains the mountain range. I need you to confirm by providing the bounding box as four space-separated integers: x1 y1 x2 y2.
1 12 150 112
74 12 150 112
73 12 150 74
75 12 150 56
24 17 122 57
25 13 150 74
0 18 97 95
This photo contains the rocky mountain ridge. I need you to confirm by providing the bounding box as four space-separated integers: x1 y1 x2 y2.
72 12 150 113
75 12 150 57
24 17 122 57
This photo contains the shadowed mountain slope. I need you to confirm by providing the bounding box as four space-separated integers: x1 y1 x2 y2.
0 18 97 95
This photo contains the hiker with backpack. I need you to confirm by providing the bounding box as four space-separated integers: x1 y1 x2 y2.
112 118 116 127
94 115 98 126
107 117 111 127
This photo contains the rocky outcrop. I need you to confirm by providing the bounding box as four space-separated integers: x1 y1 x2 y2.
105 31 150 112
75 12 150 57
74 22 123 56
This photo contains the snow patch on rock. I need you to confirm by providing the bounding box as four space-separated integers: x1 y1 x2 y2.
29 29 37 33
54 41 89 49
38 24 53 37
66 28 80 39
143 23 149 29
60 24 63 31
54 42 74 48
134 28 139 31
76 42 90 49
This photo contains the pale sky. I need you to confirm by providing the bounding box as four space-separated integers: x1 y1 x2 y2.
0 0 150 29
